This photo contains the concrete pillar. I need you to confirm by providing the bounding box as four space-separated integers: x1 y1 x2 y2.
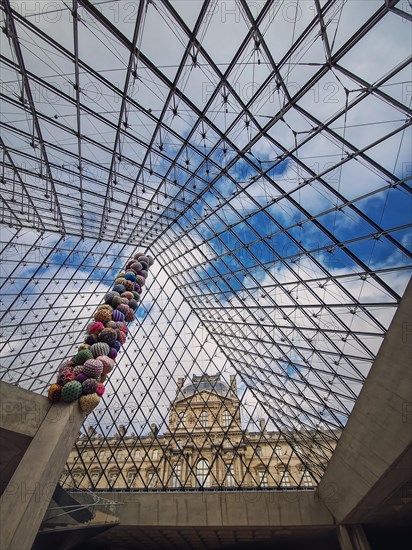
0 400 85 550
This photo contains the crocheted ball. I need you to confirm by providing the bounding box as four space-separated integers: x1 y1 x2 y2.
108 348 118 360
112 310 125 322
133 251 145 259
61 381 83 402
134 285 142 294
124 273 136 283
137 269 148 278
146 255 154 266
132 291 140 300
74 349 93 366
91 342 110 358
120 297 129 305
121 291 134 300
72 365 83 376
78 343 91 351
82 378 98 395
112 295 123 308
138 255 149 264
100 373 108 383
96 383 105 397
106 320 117 329
104 291 119 305
79 393 100 413
76 373 88 384
98 355 115 374
97 304 113 313
113 284 126 294
98 328 118 346
135 275 145 286
115 322 127 332
87 321 105 334
131 261 142 272
124 308 135 322
94 309 112 324
57 370 76 385
129 299 138 310
114 277 127 286
82 359 103 379
85 334 98 345
116 304 129 315
112 340 121 351
124 280 134 291
48 384 62 402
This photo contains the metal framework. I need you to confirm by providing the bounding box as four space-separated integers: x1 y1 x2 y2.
0 0 411 490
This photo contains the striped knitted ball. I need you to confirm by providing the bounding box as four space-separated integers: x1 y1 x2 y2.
121 291 134 300
87 321 105 334
94 309 112 324
74 349 93 366
98 355 115 374
96 383 105 397
124 280 134 291
104 291 119 305
61 381 83 402
48 384 62 402
82 378 98 395
112 310 125 322
82 359 103 379
79 393 100 413
113 284 126 294
108 348 118 360
98 328 117 346
91 342 110 358
76 373 88 384
129 299 138 310
112 340 121 351
124 308 135 323
116 303 129 315
124 273 136 283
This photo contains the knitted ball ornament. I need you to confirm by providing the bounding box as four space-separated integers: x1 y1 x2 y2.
85 334 99 345
129 299 138 310
114 278 127 286
94 309 112 324
74 349 93 366
114 321 127 330
133 251 145 259
138 269 149 278
96 304 113 313
78 343 91 351
91 342 110 358
124 273 136 283
138 255 149 264
124 308 135 323
72 365 83 376
132 291 140 300
111 295 123 308
117 330 127 344
61 381 83 402
121 291 134 300
106 320 117 329
120 297 129 305
82 358 103 379
147 255 154 266
116 303 129 315
98 355 115 374
82 378 98 395
48 384 62 402
112 340 121 351
124 280 134 291
111 310 125 323
98 328 118 346
113 284 126 294
87 321 105 334
76 373 88 384
79 393 100 413
104 291 119 305
57 370 76 385
100 373 108 383
131 261 142 272
108 348 118 360
96 383 105 396
135 275 145 286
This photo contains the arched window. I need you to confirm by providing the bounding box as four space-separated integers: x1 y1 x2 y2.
256 446 262 458
108 469 118 487
172 463 182 488
275 445 282 457
147 470 158 488
177 412 186 429
72 469 82 487
196 459 210 487
199 411 208 427
225 463 235 487
127 469 137 486
302 470 313 487
280 470 291 487
258 470 268 487
90 469 100 486
222 410 232 428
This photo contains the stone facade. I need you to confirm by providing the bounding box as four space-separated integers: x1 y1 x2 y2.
63 375 336 490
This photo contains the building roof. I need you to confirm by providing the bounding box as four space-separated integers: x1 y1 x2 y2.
177 374 233 401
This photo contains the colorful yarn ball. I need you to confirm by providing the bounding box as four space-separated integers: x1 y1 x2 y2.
146 255 154 266
132 291 140 300
72 365 83 376
98 327 118 346
108 348 118 360
79 393 100 413
100 373 108 383
112 310 125 323
117 330 127 344
94 309 112 324
111 295 123 308
57 371 76 386
76 373 88 384
106 320 117 329
91 342 110 358
48 384 62 402
78 343 91 351
97 304 113 313
113 284 126 294
121 291 134 300
120 297 129 304
131 261 142 272
124 280 134 291
112 340 121 351
96 383 105 397
134 285 142 294
124 308 135 322
98 355 115 374
82 358 103 379
129 299 138 310
61 381 83 402
114 277 127 286
85 333 98 345
74 349 93 366
124 273 136 283
82 378 98 395
135 275 145 286
87 321 105 334
104 291 119 305
116 304 129 315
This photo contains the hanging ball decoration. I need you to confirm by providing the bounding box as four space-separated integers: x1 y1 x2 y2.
133 251 145 259
82 378 98 395
112 340 121 351
76 373 88 384
147 256 154 266
85 333 98 346
79 393 100 414
138 255 149 264
61 381 83 402
104 291 119 305
124 280 134 291
94 308 112 324
98 355 115 374
98 328 118 346
100 373 108 383
87 321 105 334
124 273 136 283
120 297 130 305
108 348 118 360
78 343 91 351
57 370 76 385
138 269 148 278
72 365 83 376
111 295 123 308
131 261 142 272
74 349 93 366
112 310 126 323
91 342 110 358
116 331 126 345
113 284 126 294
124 308 135 323
96 383 105 397
96 304 113 313
48 384 62 402
82 358 103 379
129 299 138 310
116 304 129 316
121 291 134 300
114 277 127 285
132 291 140 301
106 320 117 329
135 275 145 287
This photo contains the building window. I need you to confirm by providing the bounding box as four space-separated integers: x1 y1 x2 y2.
280 470 291 487
172 463 182 488
116 450 123 461
256 446 262 458
72 469 82 486
147 470 158 488
302 470 313 487
196 459 210 487
108 470 118 487
177 412 186 429
91 470 100 485
99 450 105 461
127 469 137 486
199 411 208 427
152 449 159 460
134 450 141 460
225 463 235 487
258 470 268 487
275 445 282 457
222 410 232 428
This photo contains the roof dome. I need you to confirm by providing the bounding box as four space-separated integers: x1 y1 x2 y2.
177 374 231 400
